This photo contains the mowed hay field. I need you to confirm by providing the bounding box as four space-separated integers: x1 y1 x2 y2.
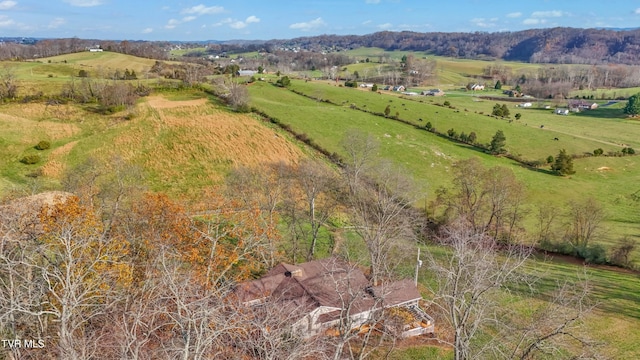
5 51 161 95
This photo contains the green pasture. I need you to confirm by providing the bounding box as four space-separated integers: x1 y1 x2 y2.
249 80 640 256
30 51 157 76
570 87 640 99
169 47 207 57
289 80 637 160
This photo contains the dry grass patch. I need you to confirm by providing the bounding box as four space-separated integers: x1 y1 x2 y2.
41 160 65 177
0 113 80 144
94 95 306 195
1 103 85 122
41 141 79 178
145 95 209 109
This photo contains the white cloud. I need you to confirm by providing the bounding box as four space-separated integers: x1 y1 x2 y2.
635 8 640 15
531 10 564 18
0 15 15 27
182 16 197 22
472 17 497 28
181 4 224 15
165 18 180 29
289 17 326 31
63 0 103 7
0 1 17 10
507 12 522 18
142 27 153 34
245 15 260 24
230 21 247 29
48 17 66 29
214 16 260 30
366 0 381 4
523 18 542 25
377 22 393 30
362 20 372 25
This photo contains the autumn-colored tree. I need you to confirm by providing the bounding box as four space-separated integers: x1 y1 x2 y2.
35 196 131 359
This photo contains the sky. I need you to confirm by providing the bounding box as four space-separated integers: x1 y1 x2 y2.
1 0 640 41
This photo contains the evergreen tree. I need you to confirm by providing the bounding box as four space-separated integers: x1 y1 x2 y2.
494 80 502 89
490 130 506 154
501 103 510 117
492 103 503 116
551 149 575 175
624 93 640 116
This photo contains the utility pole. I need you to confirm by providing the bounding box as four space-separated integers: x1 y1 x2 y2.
414 247 422 287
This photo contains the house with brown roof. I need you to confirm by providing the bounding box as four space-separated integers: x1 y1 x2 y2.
568 100 598 111
234 257 434 338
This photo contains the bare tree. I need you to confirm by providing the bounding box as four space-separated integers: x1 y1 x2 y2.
225 162 291 267
340 129 379 196
0 65 18 101
295 159 339 260
535 201 561 244
349 160 418 286
425 223 532 360
505 273 600 360
435 158 526 242
564 197 606 251
234 294 328 360
212 75 250 111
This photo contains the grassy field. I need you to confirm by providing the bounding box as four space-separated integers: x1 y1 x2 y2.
248 79 640 256
0 91 307 198
1 51 161 95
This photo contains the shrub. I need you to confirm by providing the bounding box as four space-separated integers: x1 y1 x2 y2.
579 244 607 264
593 148 604 156
20 154 40 164
35 140 50 150
443 100 451 107
276 76 291 87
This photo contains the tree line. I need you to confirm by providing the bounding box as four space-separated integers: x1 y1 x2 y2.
267 28 640 65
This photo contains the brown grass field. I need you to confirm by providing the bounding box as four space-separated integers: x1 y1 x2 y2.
88 95 306 196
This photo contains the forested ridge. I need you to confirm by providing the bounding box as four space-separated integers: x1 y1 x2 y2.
269 27 640 65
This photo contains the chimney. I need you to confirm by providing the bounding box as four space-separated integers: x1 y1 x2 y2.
291 269 303 277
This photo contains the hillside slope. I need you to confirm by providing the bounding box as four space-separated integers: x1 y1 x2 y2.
0 94 306 198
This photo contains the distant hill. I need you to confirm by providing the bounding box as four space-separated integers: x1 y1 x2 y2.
265 27 640 65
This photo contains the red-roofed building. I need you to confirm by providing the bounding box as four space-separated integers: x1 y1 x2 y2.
234 257 434 338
